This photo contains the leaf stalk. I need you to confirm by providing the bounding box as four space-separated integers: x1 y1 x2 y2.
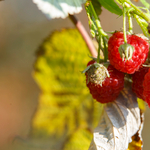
123 0 150 23
123 3 127 44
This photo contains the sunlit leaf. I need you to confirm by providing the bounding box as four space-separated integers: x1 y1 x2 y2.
91 0 102 16
89 83 141 150
140 0 150 9
32 0 86 19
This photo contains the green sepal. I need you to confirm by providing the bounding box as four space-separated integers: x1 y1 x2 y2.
82 63 101 74
94 63 110 77
119 43 134 61
82 63 110 78
142 64 150 67
82 65 93 74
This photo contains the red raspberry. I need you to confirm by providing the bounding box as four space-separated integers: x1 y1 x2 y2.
132 67 149 100
85 61 124 103
143 68 150 107
108 32 149 74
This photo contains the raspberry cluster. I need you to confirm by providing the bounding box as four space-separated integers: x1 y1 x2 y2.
84 31 150 106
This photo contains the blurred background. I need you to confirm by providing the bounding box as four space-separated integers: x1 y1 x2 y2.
0 0 150 149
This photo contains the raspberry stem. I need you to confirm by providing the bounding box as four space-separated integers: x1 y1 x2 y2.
103 37 108 62
85 1 109 63
123 0 150 23
127 12 133 34
97 36 101 63
134 14 148 36
88 1 108 38
123 3 127 44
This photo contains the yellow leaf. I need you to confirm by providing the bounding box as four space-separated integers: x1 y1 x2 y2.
30 28 103 149
137 98 146 112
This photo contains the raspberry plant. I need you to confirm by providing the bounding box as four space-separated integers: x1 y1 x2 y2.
27 0 150 150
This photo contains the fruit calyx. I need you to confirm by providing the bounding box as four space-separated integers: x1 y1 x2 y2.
85 63 110 86
118 43 134 61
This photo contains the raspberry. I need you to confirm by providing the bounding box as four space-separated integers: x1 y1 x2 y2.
132 67 149 100
85 61 124 103
87 59 96 66
108 32 149 74
143 68 150 107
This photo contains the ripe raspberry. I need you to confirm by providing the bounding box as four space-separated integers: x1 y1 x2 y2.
143 68 150 107
85 61 124 103
108 32 149 74
132 67 149 100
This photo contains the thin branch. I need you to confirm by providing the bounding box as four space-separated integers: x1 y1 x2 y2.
69 14 97 57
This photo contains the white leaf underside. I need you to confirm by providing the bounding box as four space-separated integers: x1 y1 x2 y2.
32 0 86 19
89 88 141 150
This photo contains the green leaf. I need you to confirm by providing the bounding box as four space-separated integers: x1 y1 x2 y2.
98 0 122 15
91 0 102 16
140 0 150 9
134 14 150 37
32 0 86 19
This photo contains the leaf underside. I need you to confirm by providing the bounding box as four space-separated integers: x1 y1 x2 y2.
32 0 86 19
89 84 141 150
127 111 144 150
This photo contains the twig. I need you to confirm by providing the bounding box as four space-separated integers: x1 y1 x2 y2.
69 14 97 57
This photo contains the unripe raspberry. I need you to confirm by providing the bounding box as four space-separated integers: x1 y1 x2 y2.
85 60 124 103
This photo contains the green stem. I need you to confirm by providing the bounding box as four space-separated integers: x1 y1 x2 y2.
103 37 108 62
123 3 127 43
97 36 101 63
134 14 148 36
85 5 97 35
127 12 133 34
88 1 108 38
123 0 150 23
